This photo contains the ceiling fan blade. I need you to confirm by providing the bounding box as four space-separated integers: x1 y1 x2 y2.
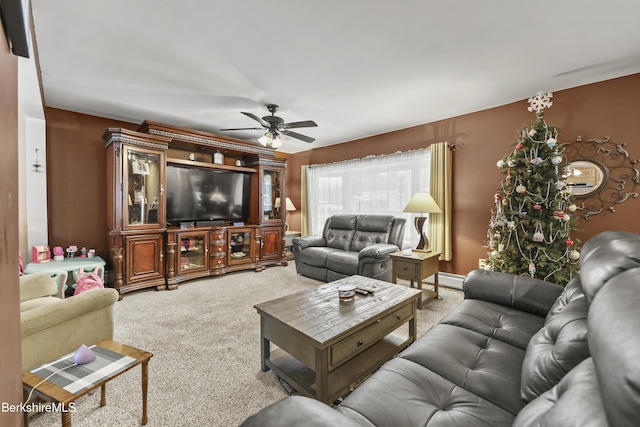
219 127 264 131
281 120 318 130
282 130 315 143
241 112 270 128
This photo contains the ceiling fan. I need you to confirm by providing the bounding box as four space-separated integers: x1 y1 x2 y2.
220 104 317 148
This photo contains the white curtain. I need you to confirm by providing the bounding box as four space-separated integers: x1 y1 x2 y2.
306 149 431 249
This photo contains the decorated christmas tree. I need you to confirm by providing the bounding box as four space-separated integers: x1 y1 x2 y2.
486 92 580 286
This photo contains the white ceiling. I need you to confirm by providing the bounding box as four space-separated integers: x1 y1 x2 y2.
30 0 640 154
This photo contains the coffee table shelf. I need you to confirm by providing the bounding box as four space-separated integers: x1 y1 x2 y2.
255 276 421 404
268 334 407 401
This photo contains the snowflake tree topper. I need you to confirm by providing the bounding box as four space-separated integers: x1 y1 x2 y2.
527 91 553 114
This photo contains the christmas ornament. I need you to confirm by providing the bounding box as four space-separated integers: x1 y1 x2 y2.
502 198 508 206
516 185 526 194
498 243 505 252
533 232 544 242
568 204 577 212
530 157 543 166
565 239 574 246
494 193 502 203
555 181 566 190
491 250 499 258
497 159 505 168
569 250 580 260
527 91 553 114
529 262 536 277
547 137 557 148
528 129 537 137
516 143 524 150
551 155 563 165
533 203 542 210
563 214 571 221
553 211 565 220
507 221 515 229
507 159 516 167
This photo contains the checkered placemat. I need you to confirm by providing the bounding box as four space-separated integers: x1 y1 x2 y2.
30 345 138 394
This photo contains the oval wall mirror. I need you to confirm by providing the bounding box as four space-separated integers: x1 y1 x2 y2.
565 159 608 197
564 136 639 220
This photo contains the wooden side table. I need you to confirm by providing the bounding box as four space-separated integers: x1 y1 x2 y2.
284 231 301 260
22 340 152 427
391 250 441 309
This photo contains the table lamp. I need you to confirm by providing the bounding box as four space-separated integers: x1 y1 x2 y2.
403 192 442 252
275 197 297 230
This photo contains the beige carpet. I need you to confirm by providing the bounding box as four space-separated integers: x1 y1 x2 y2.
28 264 463 427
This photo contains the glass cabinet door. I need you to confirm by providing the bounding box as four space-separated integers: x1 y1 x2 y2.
124 146 163 228
228 229 253 264
179 234 206 271
263 168 283 221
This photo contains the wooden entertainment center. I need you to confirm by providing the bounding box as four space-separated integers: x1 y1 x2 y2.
104 121 288 297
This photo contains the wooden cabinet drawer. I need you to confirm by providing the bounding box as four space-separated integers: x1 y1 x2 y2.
394 260 418 279
211 232 225 240
377 302 413 335
330 303 413 368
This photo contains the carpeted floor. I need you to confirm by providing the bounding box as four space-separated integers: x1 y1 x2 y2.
28 264 463 426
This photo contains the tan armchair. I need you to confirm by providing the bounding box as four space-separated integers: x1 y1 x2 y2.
20 273 119 372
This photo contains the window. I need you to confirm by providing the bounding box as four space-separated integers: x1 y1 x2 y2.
306 149 430 249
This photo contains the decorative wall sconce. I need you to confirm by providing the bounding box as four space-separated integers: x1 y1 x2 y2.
33 148 43 173
564 136 639 220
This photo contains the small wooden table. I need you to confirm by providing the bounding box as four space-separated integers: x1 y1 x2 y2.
255 276 421 404
391 250 441 309
22 340 152 427
284 231 301 260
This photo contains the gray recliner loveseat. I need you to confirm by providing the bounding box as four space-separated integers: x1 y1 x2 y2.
292 214 406 283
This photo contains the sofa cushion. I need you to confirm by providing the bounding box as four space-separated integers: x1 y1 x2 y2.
588 267 640 427
296 246 339 268
336 357 515 427
400 324 525 415
20 296 59 313
439 299 545 349
324 215 358 251
513 358 608 427
350 215 394 252
520 296 589 404
325 251 359 276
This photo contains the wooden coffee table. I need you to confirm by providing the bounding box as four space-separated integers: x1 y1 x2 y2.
255 275 421 404
22 340 152 427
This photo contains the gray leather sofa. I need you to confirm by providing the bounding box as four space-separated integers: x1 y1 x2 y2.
292 214 406 283
242 230 640 427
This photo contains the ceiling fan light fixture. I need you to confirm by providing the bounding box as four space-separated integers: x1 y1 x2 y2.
258 132 274 146
271 133 286 149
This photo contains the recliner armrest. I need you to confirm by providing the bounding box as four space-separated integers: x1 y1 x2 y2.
293 236 327 251
358 243 399 259
463 269 563 317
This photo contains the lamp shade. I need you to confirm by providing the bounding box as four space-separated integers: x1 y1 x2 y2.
403 193 442 213
285 197 296 211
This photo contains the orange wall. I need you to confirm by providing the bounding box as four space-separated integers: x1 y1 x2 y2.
287 74 640 276
0 18 23 426
44 75 640 276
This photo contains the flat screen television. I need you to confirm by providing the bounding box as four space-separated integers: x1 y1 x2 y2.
165 164 250 224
